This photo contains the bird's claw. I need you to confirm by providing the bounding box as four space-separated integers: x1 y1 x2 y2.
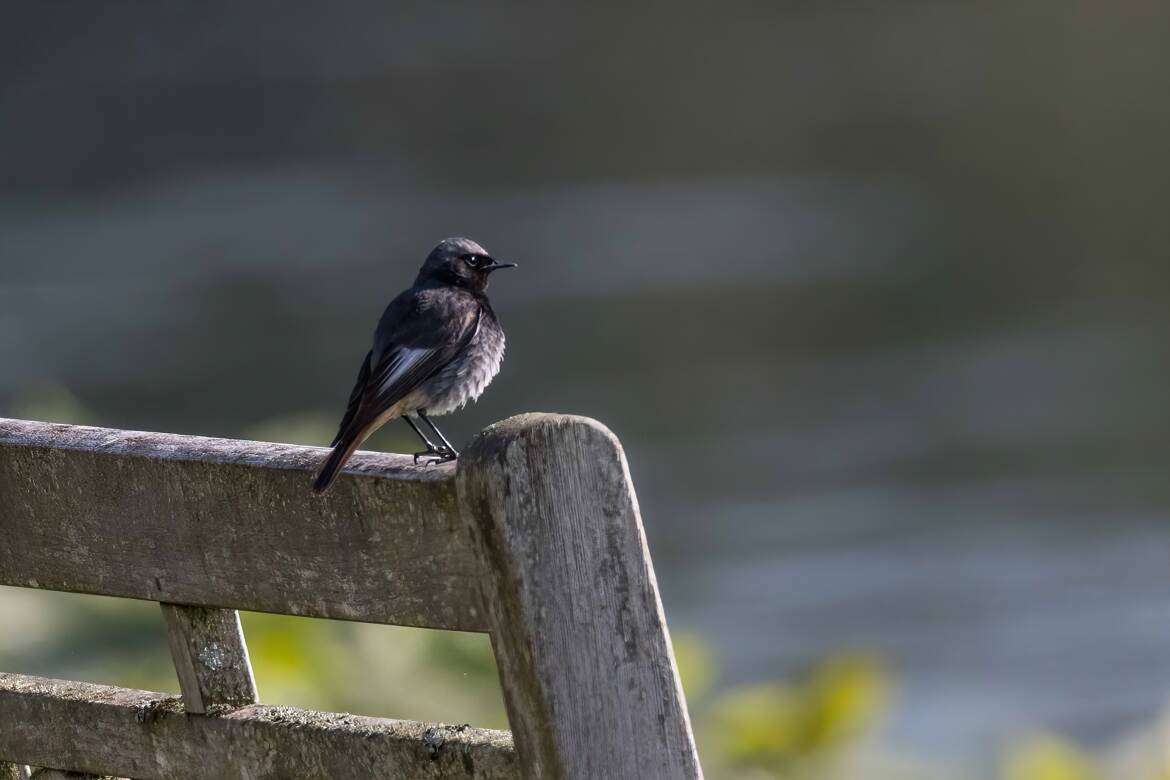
413 447 458 466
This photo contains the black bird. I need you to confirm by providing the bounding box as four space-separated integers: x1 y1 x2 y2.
313 237 514 493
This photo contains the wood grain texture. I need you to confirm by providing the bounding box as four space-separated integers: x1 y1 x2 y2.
160 604 258 714
0 418 486 631
456 414 702 780
0 674 517 780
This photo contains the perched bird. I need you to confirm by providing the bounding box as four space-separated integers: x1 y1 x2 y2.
312 237 515 493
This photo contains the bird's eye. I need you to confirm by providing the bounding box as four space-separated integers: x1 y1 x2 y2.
464 254 483 268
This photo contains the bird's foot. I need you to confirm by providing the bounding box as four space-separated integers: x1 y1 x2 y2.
413 446 458 466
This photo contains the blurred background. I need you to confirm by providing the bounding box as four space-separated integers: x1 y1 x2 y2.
1 3 1168 778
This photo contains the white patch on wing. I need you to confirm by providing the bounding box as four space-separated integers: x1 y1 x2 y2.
376 347 431 395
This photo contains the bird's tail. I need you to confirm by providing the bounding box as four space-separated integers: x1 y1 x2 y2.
312 434 364 494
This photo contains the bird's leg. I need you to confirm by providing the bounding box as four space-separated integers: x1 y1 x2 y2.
418 410 458 462
403 415 445 464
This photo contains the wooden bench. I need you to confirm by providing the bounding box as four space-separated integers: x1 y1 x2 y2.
0 414 701 779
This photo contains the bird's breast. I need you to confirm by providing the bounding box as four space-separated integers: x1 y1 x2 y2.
419 318 505 416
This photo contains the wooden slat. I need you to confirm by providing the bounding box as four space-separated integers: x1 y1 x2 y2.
0 673 517 780
160 604 258 713
457 414 702 780
0 418 486 631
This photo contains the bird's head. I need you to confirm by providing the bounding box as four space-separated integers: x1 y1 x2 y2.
416 237 516 293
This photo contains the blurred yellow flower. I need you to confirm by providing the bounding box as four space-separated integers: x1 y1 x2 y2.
707 652 891 773
1002 734 1100 780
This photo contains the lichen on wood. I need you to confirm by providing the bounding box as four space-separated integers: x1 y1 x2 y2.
0 673 516 779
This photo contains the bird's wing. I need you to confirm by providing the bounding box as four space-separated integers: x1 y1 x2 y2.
329 350 372 447
332 291 481 443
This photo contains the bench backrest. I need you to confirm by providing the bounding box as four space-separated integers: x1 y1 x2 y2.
0 414 701 779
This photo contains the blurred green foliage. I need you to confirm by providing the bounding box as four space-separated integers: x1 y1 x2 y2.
684 648 894 780
239 612 509 729
7 591 1137 780
705 653 889 773
1001 736 1101 780
11 383 96 427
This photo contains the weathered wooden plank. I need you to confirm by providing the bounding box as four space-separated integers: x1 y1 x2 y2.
0 418 486 631
0 673 517 780
160 604 258 713
457 414 702 780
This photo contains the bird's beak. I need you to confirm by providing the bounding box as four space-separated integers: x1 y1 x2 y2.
485 260 517 273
